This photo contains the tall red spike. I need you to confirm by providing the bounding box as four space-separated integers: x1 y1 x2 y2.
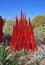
23 13 27 28
21 11 23 19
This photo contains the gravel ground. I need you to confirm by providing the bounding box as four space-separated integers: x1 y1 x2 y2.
7 44 45 65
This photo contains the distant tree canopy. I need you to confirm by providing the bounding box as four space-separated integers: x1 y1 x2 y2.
32 16 45 28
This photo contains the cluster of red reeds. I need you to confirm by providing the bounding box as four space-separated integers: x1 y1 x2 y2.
0 16 5 43
10 12 38 51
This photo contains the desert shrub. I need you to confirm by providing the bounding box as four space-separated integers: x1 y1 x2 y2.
34 26 45 44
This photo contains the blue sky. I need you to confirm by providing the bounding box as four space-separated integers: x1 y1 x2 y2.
0 0 45 20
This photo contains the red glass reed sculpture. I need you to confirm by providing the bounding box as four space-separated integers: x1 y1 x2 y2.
0 16 5 43
9 12 38 51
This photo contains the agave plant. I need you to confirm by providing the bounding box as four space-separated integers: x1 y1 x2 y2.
0 43 17 65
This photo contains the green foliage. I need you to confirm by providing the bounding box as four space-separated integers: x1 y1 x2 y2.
3 21 14 36
32 15 45 44
0 43 17 65
32 16 45 28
